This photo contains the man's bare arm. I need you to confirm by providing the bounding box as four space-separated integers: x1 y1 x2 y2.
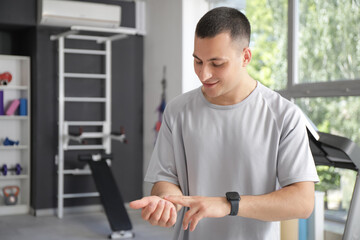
165 181 315 231
238 181 314 221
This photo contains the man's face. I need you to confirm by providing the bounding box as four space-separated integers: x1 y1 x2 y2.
193 32 249 105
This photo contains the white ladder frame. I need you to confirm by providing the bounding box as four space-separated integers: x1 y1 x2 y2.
51 24 142 219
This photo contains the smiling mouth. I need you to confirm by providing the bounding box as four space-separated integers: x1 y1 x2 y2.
203 81 218 87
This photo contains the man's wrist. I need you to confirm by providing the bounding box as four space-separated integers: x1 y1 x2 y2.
223 197 232 216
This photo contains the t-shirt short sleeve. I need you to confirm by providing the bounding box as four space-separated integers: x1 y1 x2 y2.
144 108 179 186
277 108 319 187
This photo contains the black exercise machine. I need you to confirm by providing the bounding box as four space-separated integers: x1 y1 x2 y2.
78 153 134 239
307 128 360 240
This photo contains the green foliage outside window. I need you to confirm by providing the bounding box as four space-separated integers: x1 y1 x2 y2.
246 0 287 90
315 166 340 210
298 0 360 82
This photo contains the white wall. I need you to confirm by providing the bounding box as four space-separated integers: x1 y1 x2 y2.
143 0 183 195
182 0 208 93
143 0 208 195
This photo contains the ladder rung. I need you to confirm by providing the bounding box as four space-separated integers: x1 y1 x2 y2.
64 48 106 55
68 132 106 138
66 145 106 150
63 192 99 199
71 25 138 35
64 73 106 79
64 121 105 126
66 34 108 42
64 97 106 102
63 169 92 175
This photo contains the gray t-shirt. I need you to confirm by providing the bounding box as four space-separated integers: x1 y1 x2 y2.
145 82 319 240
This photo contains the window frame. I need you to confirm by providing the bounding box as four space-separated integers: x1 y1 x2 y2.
278 0 360 100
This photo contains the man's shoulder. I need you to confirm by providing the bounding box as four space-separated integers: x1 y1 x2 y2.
257 83 303 122
165 88 200 114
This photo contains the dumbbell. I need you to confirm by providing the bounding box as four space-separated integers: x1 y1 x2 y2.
2 186 20 205
3 137 19 146
1 164 22 176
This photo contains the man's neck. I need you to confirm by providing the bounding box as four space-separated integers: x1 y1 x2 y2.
203 76 257 106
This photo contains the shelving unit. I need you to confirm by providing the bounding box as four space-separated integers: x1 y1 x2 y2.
0 55 31 216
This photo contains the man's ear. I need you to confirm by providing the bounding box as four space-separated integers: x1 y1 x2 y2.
242 47 252 67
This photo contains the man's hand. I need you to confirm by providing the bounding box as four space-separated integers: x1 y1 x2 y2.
164 195 230 232
129 196 177 228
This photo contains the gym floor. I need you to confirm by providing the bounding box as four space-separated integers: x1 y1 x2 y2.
0 208 173 240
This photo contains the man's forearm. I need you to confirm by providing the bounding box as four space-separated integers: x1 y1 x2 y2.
151 181 183 211
238 182 315 221
162 182 315 232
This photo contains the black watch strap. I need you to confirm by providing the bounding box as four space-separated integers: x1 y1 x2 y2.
226 192 240 216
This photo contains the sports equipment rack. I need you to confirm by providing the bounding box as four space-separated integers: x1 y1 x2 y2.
51 23 144 239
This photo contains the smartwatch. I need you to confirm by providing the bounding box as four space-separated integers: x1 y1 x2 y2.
226 192 240 216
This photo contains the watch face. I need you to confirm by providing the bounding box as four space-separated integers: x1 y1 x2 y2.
226 192 240 200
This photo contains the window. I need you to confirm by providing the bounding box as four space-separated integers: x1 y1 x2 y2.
298 0 360 83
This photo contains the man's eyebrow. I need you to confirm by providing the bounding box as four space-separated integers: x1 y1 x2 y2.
192 54 201 60
192 54 225 61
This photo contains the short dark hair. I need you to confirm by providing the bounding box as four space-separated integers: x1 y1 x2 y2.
195 7 251 46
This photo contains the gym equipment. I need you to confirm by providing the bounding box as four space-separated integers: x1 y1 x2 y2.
307 128 360 240
6 99 20 116
0 72 12 85
66 127 127 144
1 164 22 176
111 127 127 143
0 90 4 115
2 186 20 205
52 26 139 239
68 127 85 144
78 153 133 239
3 137 20 146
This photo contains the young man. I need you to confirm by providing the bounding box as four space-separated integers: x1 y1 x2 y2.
130 7 319 240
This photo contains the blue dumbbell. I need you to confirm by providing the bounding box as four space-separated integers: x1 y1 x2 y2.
1 164 22 176
3 137 19 146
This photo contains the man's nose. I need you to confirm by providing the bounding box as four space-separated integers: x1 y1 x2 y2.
198 65 212 82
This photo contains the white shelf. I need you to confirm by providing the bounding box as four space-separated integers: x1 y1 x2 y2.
0 86 28 90
0 175 29 180
0 204 29 216
0 145 28 150
0 116 28 120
